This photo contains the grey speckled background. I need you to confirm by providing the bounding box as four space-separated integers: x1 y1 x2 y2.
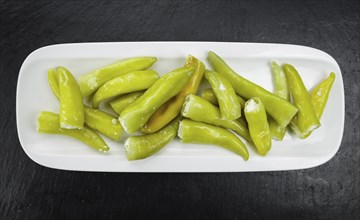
1 0 359 219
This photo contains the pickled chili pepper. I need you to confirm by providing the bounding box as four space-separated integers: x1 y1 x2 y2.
141 55 205 133
208 51 298 128
92 70 159 108
125 116 180 160
271 61 290 100
37 111 109 152
181 94 252 142
201 88 246 107
244 97 271 156
47 68 122 140
119 67 194 134
57 67 84 129
200 88 219 105
309 72 336 119
268 61 290 140
303 72 336 138
48 68 60 100
84 106 123 141
79 57 157 97
200 88 248 126
109 91 144 115
204 70 241 120
267 117 286 140
178 119 249 161
283 64 320 138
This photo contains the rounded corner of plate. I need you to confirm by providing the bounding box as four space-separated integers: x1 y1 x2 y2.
302 45 341 68
19 43 71 70
23 44 55 61
23 149 64 171
309 148 342 170
16 136 57 171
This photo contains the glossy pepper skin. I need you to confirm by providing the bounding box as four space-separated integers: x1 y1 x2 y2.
47 68 123 140
208 51 298 128
178 119 249 161
37 111 109 152
268 117 286 141
141 55 205 134
268 61 290 140
119 66 194 134
125 116 180 160
79 57 157 97
309 72 335 119
200 88 248 126
303 72 335 138
271 61 290 100
84 106 123 141
201 88 247 127
109 91 144 115
181 94 252 143
92 70 159 108
283 64 320 138
201 88 246 107
201 88 219 105
244 97 271 156
204 70 241 120
57 67 84 129
48 68 60 100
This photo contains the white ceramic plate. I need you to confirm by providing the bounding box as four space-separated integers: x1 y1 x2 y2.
16 42 344 172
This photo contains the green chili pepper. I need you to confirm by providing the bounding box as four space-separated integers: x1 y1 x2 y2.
125 116 180 160
57 67 84 129
268 61 290 140
92 70 159 108
47 68 123 140
303 72 336 138
79 57 157 97
84 106 123 141
181 94 251 142
200 88 219 105
48 68 60 100
310 72 336 119
271 61 290 100
200 88 248 126
283 64 320 138
141 55 205 134
119 67 194 134
204 71 241 120
37 111 109 152
244 97 271 156
208 51 298 128
201 88 247 107
109 91 144 115
178 119 249 161
268 118 286 140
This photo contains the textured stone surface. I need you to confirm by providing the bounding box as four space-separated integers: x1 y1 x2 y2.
0 0 359 219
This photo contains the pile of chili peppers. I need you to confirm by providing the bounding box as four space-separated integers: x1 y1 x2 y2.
37 52 335 161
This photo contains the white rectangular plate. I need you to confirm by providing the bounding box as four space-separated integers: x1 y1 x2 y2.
16 42 344 172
